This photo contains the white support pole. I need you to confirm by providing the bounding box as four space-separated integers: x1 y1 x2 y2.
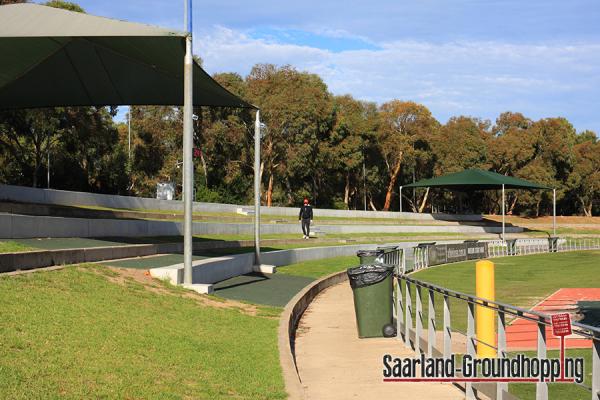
536 319 548 399
415 285 423 355
427 289 435 358
47 145 50 189
128 106 131 162
254 110 261 265
552 188 556 237
501 184 505 241
182 0 194 285
399 186 403 213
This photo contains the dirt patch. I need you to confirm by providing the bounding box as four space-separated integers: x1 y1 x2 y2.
85 265 270 318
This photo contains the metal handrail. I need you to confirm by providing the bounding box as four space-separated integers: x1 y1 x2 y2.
395 270 600 399
398 274 600 338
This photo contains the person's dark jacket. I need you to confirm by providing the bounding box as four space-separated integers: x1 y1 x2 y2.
299 204 313 220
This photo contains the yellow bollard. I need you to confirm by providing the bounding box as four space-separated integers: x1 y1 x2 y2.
476 260 497 358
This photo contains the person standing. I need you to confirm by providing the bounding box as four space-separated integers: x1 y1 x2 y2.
299 198 313 239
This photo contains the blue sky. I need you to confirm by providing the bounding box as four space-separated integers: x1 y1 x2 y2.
75 0 600 134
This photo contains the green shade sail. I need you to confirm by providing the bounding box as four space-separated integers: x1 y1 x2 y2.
0 3 254 109
403 169 551 190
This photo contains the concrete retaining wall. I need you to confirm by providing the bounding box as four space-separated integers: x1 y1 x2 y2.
0 183 482 221
0 244 163 273
2 238 351 274
0 213 521 239
150 243 380 285
150 241 464 286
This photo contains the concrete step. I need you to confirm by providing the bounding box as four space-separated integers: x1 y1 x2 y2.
236 207 255 216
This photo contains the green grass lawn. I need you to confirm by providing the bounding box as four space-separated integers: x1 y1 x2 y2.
0 265 286 399
75 204 470 225
524 228 600 236
192 232 467 242
5 233 469 254
0 240 37 253
0 254 358 398
410 251 600 331
509 349 593 400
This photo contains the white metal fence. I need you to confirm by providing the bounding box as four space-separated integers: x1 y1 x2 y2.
391 237 600 399
395 274 600 400
410 237 600 270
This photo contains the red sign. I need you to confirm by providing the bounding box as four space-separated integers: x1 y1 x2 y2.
551 313 572 337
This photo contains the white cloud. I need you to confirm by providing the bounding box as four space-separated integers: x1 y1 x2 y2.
196 26 600 131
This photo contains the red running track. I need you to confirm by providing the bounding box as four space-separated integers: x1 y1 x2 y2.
505 288 600 351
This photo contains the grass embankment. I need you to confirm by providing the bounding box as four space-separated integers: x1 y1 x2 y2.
524 227 600 236
0 265 286 399
3 233 469 255
411 251 600 399
77 204 465 225
0 255 357 398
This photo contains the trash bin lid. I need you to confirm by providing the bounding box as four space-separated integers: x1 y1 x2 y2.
347 264 393 289
417 242 436 247
377 245 399 251
356 249 385 257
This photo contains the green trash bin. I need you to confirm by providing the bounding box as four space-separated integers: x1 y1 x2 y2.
347 264 394 338
356 249 384 265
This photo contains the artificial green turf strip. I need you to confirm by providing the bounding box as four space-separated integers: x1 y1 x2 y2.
0 265 286 399
212 256 359 306
13 237 135 250
100 254 207 269
212 273 315 307
277 255 359 279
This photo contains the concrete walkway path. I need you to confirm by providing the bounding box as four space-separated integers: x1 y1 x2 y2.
294 282 464 400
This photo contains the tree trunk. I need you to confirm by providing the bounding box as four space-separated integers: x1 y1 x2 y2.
285 177 293 206
344 173 350 209
369 197 378 211
580 197 592 217
509 194 518 213
382 159 402 211
266 174 273 207
199 151 208 186
259 161 264 204
417 187 430 213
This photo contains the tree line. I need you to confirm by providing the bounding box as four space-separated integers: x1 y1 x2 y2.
0 2 598 216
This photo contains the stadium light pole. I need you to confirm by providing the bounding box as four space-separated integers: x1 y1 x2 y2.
182 0 194 285
254 110 261 265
